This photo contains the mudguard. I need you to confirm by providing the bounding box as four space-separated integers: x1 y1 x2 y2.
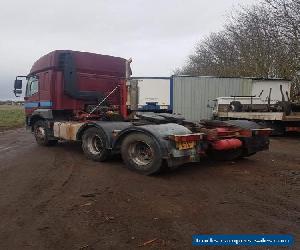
224 120 262 129
77 121 200 167
224 120 269 155
114 123 196 159
76 121 133 149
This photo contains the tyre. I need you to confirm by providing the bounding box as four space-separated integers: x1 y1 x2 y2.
82 127 110 162
121 132 162 175
276 101 292 116
229 101 243 112
33 120 57 146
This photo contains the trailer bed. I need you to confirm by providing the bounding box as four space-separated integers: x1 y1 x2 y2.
217 112 300 121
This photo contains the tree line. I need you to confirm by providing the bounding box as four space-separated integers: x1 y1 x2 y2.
178 0 300 97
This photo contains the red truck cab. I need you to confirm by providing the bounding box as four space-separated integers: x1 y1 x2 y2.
15 50 129 125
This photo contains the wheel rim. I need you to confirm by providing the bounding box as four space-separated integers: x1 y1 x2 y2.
87 135 104 155
35 126 46 140
128 141 153 168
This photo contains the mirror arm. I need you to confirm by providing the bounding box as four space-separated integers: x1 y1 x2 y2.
13 89 22 97
16 75 27 81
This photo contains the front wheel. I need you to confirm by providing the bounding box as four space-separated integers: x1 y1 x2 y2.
121 133 162 175
33 120 57 146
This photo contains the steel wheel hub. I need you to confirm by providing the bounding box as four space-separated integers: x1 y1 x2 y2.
88 135 104 155
128 141 153 168
36 126 46 139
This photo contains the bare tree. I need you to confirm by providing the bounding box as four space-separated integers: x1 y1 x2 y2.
178 0 300 83
264 0 300 74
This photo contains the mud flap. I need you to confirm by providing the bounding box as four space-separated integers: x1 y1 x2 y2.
240 136 269 156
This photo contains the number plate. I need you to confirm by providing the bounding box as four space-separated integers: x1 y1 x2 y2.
176 141 196 150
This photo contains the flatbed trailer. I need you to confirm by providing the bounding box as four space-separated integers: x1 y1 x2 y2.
216 111 300 134
217 111 300 121
213 95 300 134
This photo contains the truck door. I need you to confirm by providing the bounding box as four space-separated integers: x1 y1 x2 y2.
24 75 40 115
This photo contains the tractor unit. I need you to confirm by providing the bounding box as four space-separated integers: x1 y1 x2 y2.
14 50 271 175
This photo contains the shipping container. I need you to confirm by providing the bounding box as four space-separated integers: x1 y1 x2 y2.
172 76 252 120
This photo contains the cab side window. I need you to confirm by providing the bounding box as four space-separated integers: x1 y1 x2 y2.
26 76 39 96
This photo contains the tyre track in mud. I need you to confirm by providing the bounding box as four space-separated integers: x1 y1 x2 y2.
0 128 300 249
0 129 81 249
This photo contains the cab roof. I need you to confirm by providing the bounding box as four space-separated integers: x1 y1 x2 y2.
29 50 129 77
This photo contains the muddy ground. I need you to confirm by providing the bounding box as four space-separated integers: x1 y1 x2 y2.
0 128 299 250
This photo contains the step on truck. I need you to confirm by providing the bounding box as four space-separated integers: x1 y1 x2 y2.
13 50 271 175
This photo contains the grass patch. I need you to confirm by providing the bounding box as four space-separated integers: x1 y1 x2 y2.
0 105 25 131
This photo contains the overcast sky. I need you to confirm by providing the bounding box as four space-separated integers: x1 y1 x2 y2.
0 0 257 100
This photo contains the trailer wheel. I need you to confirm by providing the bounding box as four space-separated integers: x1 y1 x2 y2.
82 127 110 162
121 132 162 175
229 101 243 112
33 120 57 146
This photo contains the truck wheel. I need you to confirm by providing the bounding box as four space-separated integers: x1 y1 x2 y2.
121 133 162 175
82 127 110 162
229 101 243 112
33 120 57 146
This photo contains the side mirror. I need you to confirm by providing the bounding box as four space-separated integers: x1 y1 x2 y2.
13 76 26 97
14 79 22 89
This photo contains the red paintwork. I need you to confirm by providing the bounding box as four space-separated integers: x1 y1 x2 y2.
26 50 129 118
212 139 242 151
215 127 239 137
286 127 300 132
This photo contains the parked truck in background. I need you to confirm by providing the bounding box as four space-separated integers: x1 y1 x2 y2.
212 83 300 135
13 50 271 175
127 77 172 112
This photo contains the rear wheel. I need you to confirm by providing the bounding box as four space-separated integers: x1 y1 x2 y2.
33 120 57 146
121 133 162 175
82 127 110 162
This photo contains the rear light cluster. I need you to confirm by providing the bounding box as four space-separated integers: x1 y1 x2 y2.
169 133 204 142
238 130 252 137
286 127 300 132
209 127 272 139
216 127 239 137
